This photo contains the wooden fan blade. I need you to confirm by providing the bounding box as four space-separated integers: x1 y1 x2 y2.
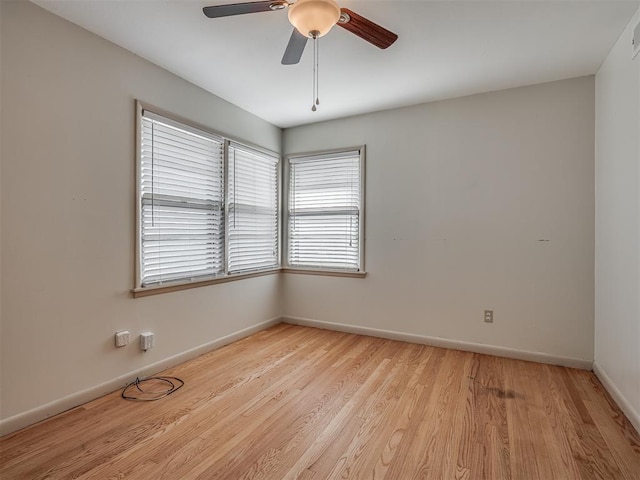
282 29 308 65
203 1 283 19
337 8 398 49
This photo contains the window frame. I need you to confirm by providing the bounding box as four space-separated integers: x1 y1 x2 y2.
283 146 366 277
133 101 281 297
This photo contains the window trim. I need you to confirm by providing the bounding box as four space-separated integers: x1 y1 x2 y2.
133 100 281 297
131 268 280 298
283 145 366 276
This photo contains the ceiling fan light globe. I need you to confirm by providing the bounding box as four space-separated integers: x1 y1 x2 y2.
288 0 340 38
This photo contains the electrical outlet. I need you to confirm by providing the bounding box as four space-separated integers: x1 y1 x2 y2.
115 330 130 347
140 332 155 351
484 310 494 323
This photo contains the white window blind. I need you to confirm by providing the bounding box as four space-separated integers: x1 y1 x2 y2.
140 111 224 286
228 144 279 273
288 149 363 271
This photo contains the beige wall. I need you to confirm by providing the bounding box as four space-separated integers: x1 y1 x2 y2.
595 6 640 431
283 77 595 363
0 1 282 423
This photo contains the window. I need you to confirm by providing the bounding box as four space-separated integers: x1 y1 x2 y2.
139 111 225 286
228 143 279 274
286 147 365 273
136 104 279 292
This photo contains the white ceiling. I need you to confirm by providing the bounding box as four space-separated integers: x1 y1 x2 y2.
32 0 639 128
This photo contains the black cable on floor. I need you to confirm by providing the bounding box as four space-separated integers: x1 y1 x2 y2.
121 376 184 401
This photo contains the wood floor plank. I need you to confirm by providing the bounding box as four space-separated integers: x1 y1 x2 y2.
353 344 430 479
1 324 639 480
468 354 511 480
540 364 585 479
380 346 448 479
504 358 544 479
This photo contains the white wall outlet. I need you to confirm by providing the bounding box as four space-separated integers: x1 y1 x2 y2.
484 310 494 323
114 330 130 347
140 332 155 351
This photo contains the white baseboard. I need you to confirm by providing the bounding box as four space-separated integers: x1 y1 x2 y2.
593 362 640 435
282 316 593 370
0 317 281 437
2 315 601 437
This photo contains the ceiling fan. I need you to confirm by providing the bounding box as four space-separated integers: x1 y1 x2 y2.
202 0 398 65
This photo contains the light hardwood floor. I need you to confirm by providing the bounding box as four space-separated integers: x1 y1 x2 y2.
1 324 639 479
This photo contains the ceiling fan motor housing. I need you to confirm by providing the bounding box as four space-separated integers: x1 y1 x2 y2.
288 0 341 38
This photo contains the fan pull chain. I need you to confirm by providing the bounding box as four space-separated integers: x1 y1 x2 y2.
311 32 319 112
311 34 316 111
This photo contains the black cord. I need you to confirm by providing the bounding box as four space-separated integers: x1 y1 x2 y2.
121 376 184 401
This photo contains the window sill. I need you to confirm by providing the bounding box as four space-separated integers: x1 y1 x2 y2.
132 266 366 298
281 268 367 279
132 268 280 298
